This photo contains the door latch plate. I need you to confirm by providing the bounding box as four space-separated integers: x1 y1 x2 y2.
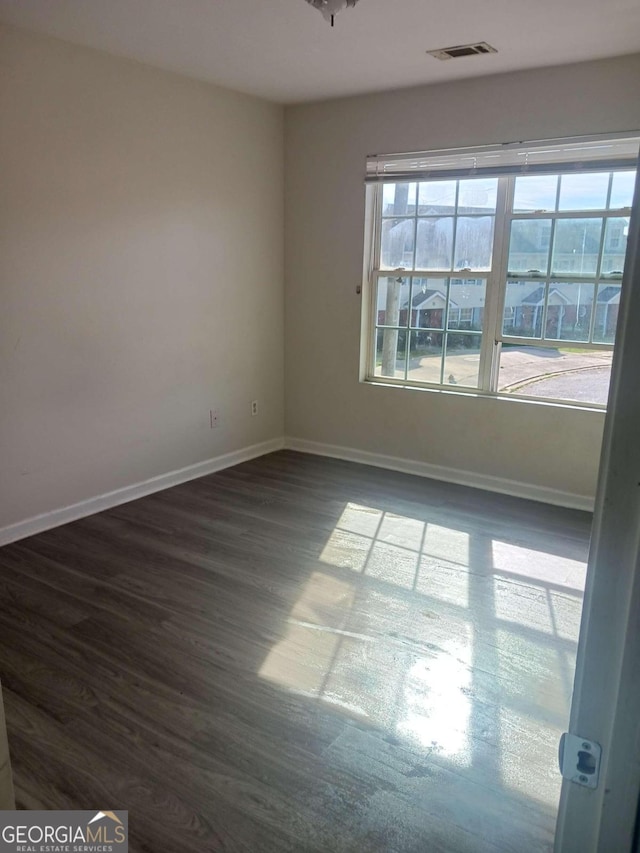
558 733 601 789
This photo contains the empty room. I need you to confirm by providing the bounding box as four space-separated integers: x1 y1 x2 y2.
1 1 640 851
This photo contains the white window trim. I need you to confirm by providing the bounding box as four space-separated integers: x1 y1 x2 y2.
362 135 639 410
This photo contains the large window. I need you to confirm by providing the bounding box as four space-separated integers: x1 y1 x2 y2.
365 137 638 407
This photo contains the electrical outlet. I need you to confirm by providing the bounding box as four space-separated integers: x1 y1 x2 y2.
210 409 220 428
251 400 258 416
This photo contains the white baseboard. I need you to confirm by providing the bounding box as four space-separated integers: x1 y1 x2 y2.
0 437 285 547
0 433 593 547
284 436 595 512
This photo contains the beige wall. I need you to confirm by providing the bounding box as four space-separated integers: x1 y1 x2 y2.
2 27 639 527
0 26 284 529
284 55 640 502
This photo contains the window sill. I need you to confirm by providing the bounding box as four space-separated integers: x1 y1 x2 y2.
362 376 608 413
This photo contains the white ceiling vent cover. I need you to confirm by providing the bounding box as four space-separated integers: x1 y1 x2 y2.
428 42 498 60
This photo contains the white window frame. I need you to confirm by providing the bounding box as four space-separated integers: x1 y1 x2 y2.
362 134 639 409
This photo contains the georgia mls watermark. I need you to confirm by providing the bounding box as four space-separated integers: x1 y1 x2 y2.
0 811 128 853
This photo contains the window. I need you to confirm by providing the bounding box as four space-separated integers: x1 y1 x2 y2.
364 136 638 407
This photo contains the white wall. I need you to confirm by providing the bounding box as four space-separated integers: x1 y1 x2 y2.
284 55 640 504
0 25 284 529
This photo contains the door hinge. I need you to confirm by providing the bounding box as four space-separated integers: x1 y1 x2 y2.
558 733 602 789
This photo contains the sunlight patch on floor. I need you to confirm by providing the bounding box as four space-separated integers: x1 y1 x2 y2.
493 582 557 635
498 704 564 808
423 524 470 567
492 540 586 590
415 558 470 607
364 541 419 589
319 504 470 590
396 631 473 762
261 499 585 817
259 566 475 767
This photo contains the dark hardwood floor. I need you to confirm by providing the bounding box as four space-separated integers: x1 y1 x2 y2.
0 450 591 852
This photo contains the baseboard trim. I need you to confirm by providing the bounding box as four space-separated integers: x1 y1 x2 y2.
1 434 593 547
0 437 285 547
284 436 595 512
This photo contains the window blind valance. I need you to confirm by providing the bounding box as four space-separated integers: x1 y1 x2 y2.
365 134 640 183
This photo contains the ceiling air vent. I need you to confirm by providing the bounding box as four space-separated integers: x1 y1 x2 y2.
428 42 497 60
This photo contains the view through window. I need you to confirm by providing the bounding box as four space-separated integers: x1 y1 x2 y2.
366 141 637 406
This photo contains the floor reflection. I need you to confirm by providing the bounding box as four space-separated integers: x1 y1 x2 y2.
397 636 472 760
260 501 585 812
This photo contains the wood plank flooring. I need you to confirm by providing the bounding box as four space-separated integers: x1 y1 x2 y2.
0 450 591 852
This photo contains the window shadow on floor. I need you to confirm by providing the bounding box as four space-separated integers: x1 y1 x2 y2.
0 450 590 852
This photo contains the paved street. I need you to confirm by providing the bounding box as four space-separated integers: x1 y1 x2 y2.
498 347 612 392
396 346 613 405
513 365 611 404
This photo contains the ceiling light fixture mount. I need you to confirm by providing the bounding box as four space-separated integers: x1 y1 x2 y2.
304 0 361 27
